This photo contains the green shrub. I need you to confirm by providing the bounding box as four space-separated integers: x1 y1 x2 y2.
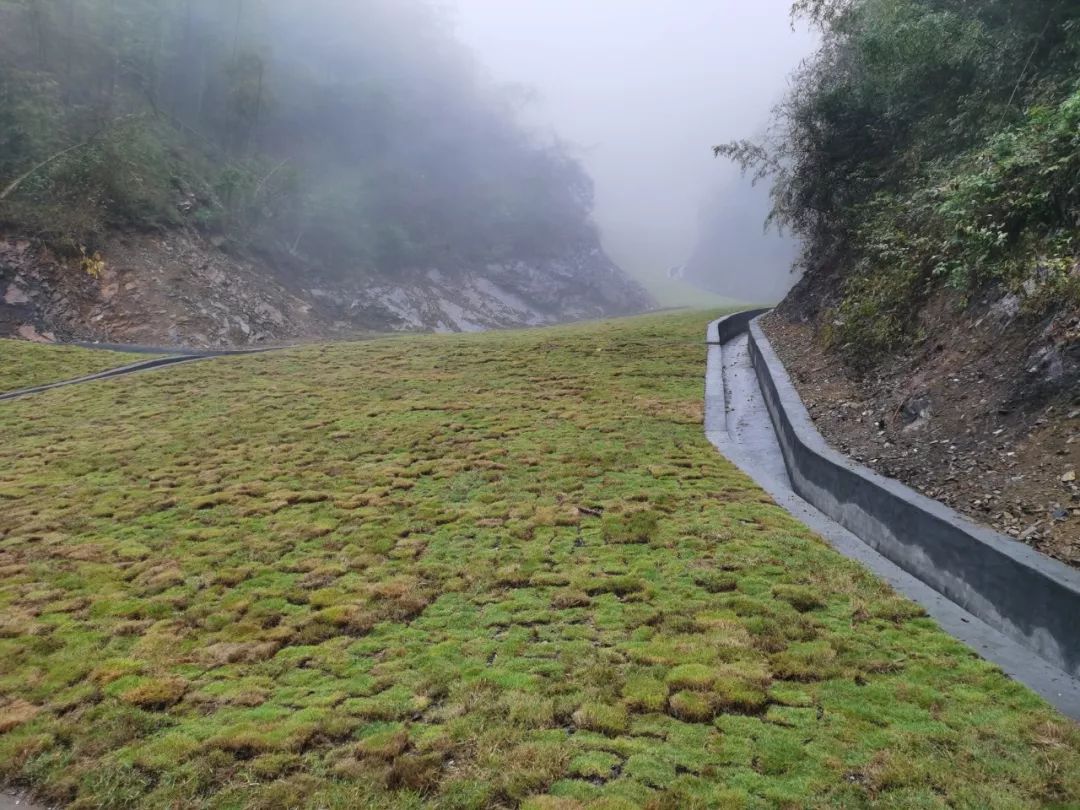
719 0 1080 366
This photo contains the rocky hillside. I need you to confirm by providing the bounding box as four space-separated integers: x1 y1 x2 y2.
0 231 649 347
0 1 651 346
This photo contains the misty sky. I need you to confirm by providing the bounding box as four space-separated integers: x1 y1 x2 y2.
449 1 815 284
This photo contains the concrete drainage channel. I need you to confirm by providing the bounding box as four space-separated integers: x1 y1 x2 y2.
0 345 276 402
707 310 1080 719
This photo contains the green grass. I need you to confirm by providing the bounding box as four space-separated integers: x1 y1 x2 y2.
0 311 1077 809
0 340 157 393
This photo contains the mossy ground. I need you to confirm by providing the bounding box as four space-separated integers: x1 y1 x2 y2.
0 340 155 392
0 312 1077 809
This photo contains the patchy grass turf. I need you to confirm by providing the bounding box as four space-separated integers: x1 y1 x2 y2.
0 311 1077 809
0 340 157 393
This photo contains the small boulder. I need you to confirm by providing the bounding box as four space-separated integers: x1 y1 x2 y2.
901 392 932 432
3 284 30 305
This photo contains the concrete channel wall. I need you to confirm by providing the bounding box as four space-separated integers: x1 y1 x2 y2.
739 315 1080 677
707 308 770 345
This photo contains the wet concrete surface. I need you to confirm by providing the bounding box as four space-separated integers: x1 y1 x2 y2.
719 333 790 486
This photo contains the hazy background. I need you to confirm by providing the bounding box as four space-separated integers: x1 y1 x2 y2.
450 0 816 304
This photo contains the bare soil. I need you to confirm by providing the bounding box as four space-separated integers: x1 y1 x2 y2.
762 298 1080 569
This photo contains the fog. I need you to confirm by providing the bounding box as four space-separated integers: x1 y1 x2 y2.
1 0 816 323
450 1 816 300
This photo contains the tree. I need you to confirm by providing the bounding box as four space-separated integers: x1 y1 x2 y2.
0 0 611 283
715 0 1080 363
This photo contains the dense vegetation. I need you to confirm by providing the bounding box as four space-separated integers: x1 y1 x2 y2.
719 0 1080 364
0 0 599 280
1 312 1078 808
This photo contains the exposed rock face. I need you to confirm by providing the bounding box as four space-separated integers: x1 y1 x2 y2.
0 232 652 347
0 236 316 347
313 245 651 334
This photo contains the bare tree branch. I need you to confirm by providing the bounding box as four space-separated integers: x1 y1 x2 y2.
0 139 94 201
253 158 290 201
0 115 140 202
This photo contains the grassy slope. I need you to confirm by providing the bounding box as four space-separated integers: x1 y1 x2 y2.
0 312 1076 809
0 341 156 393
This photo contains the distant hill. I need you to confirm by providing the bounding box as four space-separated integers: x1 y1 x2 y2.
683 177 799 305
